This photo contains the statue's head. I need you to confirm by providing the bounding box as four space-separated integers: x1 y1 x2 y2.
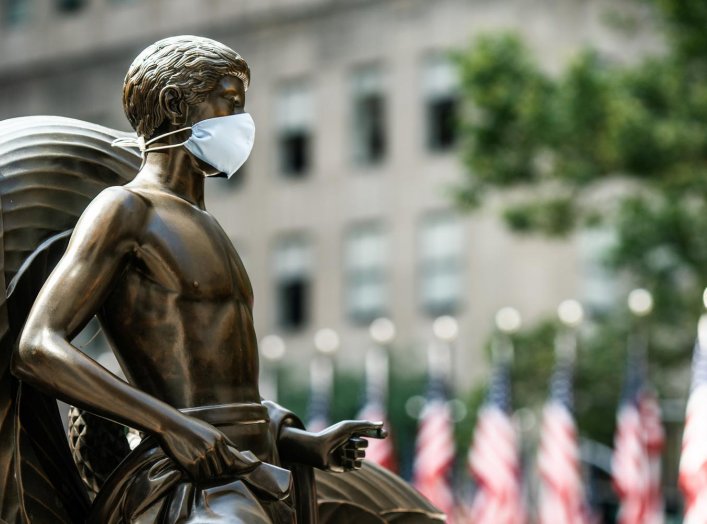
123 35 250 139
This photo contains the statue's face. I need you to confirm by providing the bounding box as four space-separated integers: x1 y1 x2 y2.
183 74 248 176
188 75 246 126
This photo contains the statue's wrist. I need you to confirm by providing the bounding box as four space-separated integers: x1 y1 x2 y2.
278 426 324 467
150 407 187 437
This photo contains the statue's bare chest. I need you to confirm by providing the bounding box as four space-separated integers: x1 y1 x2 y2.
128 195 251 301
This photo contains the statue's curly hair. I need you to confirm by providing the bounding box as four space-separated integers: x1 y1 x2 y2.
123 35 250 138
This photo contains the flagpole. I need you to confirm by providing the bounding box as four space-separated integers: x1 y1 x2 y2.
494 306 522 365
556 299 583 362
367 317 395 405
260 334 286 402
432 315 458 387
308 327 339 432
360 317 398 472
628 288 653 376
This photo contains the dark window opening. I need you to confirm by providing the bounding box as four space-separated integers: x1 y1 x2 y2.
427 96 458 151
277 278 308 330
354 94 386 165
279 131 310 177
57 0 84 12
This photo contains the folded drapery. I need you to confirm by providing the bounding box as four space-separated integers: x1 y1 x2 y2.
88 402 297 524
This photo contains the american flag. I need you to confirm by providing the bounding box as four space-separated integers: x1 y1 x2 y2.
680 316 707 524
468 360 525 524
413 371 456 517
537 357 591 524
357 347 397 472
612 346 665 524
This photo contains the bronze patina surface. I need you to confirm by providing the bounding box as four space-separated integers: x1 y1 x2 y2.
0 35 444 523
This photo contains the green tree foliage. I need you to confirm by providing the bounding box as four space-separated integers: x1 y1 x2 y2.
455 0 707 445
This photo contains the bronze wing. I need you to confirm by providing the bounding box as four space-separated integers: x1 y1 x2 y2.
315 464 446 523
0 116 140 523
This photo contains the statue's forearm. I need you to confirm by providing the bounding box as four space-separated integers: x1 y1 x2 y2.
261 400 324 466
12 328 182 436
277 426 325 467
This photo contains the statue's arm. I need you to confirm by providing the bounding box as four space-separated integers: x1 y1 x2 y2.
11 187 251 481
11 187 174 432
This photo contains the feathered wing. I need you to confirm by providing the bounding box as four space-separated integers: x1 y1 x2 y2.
0 116 140 523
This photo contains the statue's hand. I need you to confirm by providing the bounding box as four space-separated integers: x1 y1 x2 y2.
312 420 387 473
159 414 260 482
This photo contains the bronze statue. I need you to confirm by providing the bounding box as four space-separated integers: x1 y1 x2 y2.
0 36 444 523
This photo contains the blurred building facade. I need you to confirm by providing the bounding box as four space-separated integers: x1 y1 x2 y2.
0 0 655 390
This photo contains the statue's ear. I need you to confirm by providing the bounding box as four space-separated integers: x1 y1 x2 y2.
159 85 188 126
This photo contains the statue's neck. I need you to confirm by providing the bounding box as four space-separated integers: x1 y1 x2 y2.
136 150 206 208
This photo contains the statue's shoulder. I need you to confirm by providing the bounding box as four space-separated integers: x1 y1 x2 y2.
91 185 150 210
75 185 151 241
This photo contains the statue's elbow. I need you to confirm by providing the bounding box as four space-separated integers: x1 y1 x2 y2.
12 328 48 381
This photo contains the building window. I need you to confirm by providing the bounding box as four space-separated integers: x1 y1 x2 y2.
56 0 84 12
276 81 313 178
419 212 464 316
351 65 386 166
345 222 387 324
273 235 312 330
423 54 459 151
3 0 30 25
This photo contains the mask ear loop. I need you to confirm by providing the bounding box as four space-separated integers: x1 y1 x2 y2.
111 126 192 155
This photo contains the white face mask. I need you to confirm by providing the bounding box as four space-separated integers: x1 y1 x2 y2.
112 113 255 179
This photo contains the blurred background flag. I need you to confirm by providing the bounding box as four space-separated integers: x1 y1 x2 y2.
468 315 525 524
679 311 707 524
537 301 590 524
357 318 397 472
412 372 455 517
413 319 457 518
612 353 650 524
538 360 588 524
612 289 664 524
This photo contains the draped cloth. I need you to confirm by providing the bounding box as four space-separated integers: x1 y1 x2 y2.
88 402 314 524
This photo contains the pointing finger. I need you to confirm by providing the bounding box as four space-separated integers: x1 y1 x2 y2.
355 425 387 439
339 420 387 439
